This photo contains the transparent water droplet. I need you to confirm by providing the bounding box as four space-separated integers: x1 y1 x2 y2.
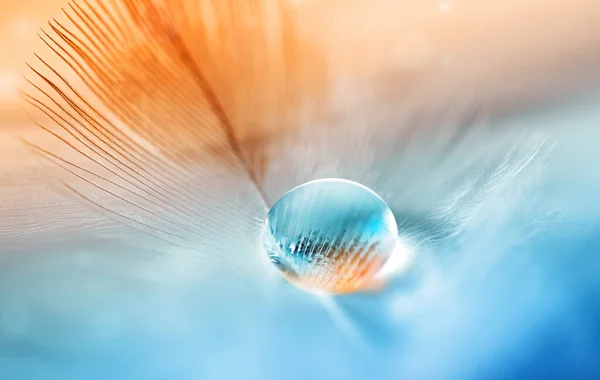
263 178 398 294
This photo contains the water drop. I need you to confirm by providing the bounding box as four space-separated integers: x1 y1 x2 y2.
263 178 398 294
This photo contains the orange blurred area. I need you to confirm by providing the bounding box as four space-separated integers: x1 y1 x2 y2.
1 0 600 152
1 0 599 124
0 0 64 169
0 0 66 132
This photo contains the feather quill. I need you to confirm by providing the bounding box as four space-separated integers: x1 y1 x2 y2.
20 0 328 271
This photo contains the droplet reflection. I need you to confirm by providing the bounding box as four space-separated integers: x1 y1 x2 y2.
263 178 398 294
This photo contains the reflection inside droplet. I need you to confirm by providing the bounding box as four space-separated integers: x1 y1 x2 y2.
263 178 398 294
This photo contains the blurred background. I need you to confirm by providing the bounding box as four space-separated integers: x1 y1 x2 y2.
0 1 600 379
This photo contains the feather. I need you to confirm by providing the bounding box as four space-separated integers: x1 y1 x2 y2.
19 0 330 280
3 0 600 379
